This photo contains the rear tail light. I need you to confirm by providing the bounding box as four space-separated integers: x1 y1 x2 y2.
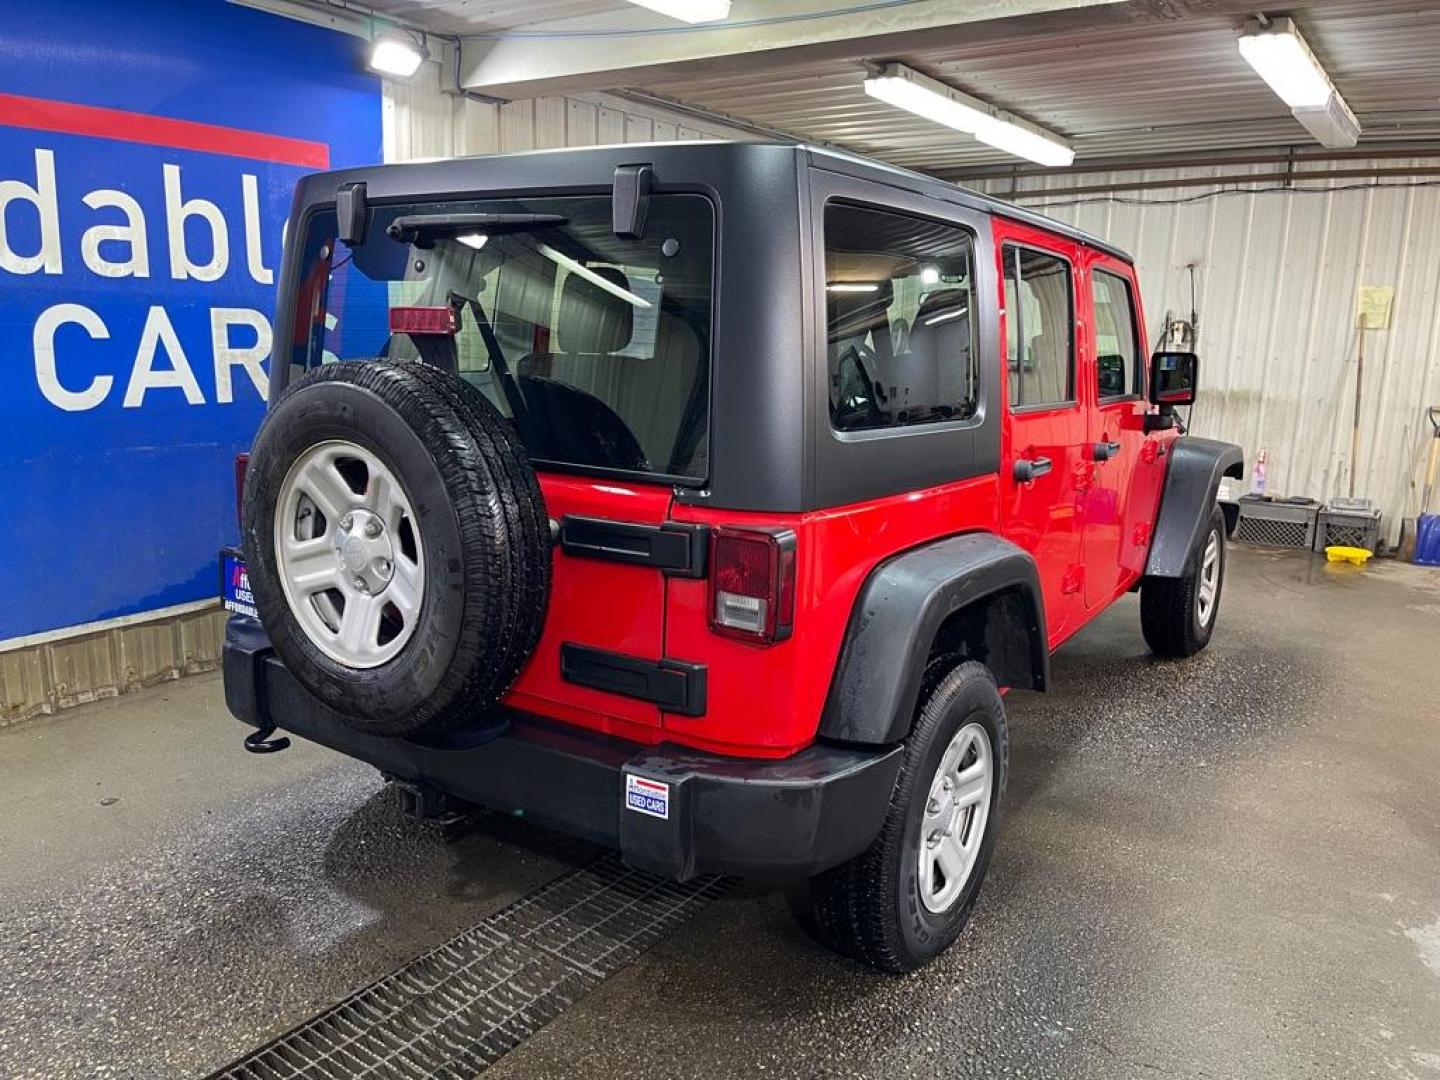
234 453 249 530
709 527 796 644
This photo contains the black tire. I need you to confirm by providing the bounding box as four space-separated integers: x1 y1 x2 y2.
242 360 551 738
1140 505 1226 658
793 660 1008 973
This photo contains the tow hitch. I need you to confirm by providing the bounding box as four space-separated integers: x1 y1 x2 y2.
243 723 291 754
388 776 475 839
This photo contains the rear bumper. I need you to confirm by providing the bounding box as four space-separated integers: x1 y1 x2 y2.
223 617 900 881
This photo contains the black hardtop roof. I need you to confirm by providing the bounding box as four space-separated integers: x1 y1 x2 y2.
798 143 1132 265
299 140 1131 265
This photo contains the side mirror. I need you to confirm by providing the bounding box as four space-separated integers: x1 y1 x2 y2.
1150 350 1197 409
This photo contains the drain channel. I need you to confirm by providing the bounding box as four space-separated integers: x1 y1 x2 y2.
207 856 728 1079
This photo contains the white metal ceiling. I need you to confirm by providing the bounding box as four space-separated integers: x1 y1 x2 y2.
358 0 634 34
355 0 1440 174
630 0 1440 173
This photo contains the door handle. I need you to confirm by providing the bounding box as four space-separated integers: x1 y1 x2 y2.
1093 440 1122 462
1013 456 1053 482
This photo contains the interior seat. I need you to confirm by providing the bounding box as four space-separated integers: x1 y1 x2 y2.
516 265 649 472
893 288 973 421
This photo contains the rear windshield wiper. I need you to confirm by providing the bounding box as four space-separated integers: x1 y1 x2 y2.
386 212 567 247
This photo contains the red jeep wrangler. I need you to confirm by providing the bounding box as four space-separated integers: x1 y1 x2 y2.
224 142 1241 973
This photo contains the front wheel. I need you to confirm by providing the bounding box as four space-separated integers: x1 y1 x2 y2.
791 660 1008 973
1140 505 1226 658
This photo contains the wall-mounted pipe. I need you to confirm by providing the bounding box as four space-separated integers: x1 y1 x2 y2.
994 165 1440 202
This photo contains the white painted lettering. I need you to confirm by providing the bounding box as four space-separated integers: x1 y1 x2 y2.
163 164 228 282
123 306 204 406
0 148 63 275
241 174 273 285
81 189 150 278
33 303 112 411
211 307 271 403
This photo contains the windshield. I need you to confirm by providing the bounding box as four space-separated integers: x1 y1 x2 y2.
290 194 715 481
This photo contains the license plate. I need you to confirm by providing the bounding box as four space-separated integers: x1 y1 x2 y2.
219 547 258 619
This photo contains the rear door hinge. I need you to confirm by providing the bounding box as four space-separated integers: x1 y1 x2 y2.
1061 565 1085 595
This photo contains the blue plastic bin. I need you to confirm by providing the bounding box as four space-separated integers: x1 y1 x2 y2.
1418 514 1440 566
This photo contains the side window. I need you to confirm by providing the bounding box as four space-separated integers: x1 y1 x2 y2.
1003 245 1074 408
1092 269 1142 399
824 202 978 432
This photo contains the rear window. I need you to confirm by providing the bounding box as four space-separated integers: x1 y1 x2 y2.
289 194 715 481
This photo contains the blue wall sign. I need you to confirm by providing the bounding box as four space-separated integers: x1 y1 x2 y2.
0 0 382 640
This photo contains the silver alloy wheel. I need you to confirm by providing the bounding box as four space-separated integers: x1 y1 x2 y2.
274 440 424 668
1196 529 1221 628
919 721 994 914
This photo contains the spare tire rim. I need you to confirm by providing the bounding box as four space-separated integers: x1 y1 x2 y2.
1196 530 1221 628
274 439 424 669
919 721 993 914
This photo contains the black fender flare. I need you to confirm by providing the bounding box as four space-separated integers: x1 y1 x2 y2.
1145 436 1244 579
819 532 1048 747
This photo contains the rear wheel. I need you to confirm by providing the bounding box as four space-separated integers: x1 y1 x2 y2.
1140 505 1226 658
791 660 1008 973
242 360 551 738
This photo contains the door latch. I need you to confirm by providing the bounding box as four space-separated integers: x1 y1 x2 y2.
1013 456 1053 483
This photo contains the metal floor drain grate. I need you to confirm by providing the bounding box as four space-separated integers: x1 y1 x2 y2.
208 856 728 1080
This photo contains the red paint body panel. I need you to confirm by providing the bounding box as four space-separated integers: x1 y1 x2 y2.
666 477 1001 757
502 473 670 743
1080 250 1165 608
992 219 1092 648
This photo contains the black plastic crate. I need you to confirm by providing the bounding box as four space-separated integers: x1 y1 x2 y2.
1314 506 1382 553
1235 497 1319 550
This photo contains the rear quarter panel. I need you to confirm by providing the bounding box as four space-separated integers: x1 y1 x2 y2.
665 475 1001 756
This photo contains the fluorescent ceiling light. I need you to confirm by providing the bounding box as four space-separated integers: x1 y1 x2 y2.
1238 17 1331 108
1238 17 1360 147
973 116 1075 168
924 306 968 327
863 72 992 135
368 32 428 79
626 0 731 24
456 233 488 250
826 283 880 293
863 63 1074 168
1294 92 1361 148
537 244 652 308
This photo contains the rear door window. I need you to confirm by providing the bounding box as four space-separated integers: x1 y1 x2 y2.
291 194 715 482
1003 246 1074 408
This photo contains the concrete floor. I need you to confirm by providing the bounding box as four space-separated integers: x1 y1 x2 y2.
2 546 1439 1079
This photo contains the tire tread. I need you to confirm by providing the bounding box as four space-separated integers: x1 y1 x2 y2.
800 660 1008 973
243 359 551 737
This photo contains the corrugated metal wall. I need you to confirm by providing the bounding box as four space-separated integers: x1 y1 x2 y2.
979 164 1440 540
383 57 747 162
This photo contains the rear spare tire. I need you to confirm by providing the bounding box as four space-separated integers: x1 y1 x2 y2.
241 360 550 737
